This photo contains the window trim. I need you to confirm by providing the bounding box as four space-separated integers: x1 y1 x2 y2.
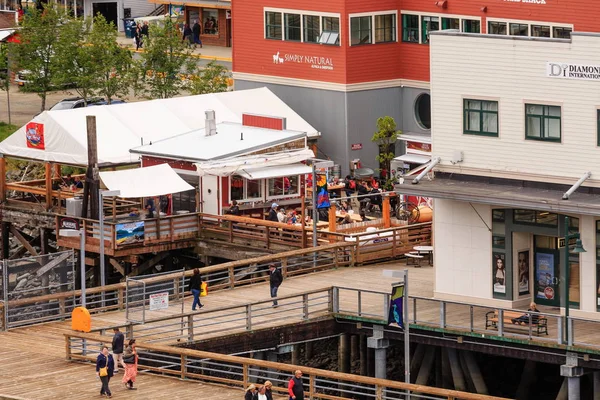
374 13 397 43
350 15 373 45
401 14 419 43
229 176 264 204
264 11 283 40
266 175 301 201
463 98 499 137
263 7 342 45
302 14 320 44
348 10 398 46
524 103 562 142
284 13 302 42
486 17 573 38
399 11 481 44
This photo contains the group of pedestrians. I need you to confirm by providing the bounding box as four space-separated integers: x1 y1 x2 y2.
95 328 139 398
182 20 203 48
245 370 304 400
134 21 149 51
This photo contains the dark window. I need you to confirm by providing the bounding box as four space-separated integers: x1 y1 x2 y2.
402 14 419 43
265 12 282 39
525 104 561 142
415 93 431 130
441 17 459 30
303 15 320 43
553 27 572 39
492 209 506 222
284 13 301 41
513 209 558 226
463 99 498 136
509 23 528 36
320 17 340 45
462 19 481 33
531 25 550 37
421 16 439 44
351 16 372 45
375 14 396 43
488 21 507 35
493 236 506 249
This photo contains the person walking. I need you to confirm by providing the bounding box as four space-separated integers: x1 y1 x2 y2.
288 370 304 400
267 203 279 222
96 346 115 398
111 328 124 373
264 381 274 400
189 268 204 311
182 23 194 48
245 383 258 400
122 339 138 390
192 20 203 47
134 25 143 50
141 20 149 39
268 264 283 307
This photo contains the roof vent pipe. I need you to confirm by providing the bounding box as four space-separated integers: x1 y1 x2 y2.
205 110 217 136
412 156 441 184
562 171 592 200
240 132 243 141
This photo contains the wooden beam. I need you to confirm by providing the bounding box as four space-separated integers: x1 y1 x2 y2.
382 195 391 229
35 252 71 277
10 225 40 257
109 258 126 276
328 202 337 234
129 252 170 277
8 234 41 260
54 163 61 179
0 156 6 203
45 162 52 211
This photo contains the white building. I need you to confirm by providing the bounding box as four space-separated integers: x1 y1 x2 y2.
395 30 600 319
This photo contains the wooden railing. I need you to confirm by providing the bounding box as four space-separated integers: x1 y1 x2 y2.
1 243 352 330
65 332 511 400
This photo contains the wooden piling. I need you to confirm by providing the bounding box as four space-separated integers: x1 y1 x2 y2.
415 346 435 386
515 359 536 400
447 348 466 392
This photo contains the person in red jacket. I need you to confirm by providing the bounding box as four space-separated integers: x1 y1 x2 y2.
288 370 304 400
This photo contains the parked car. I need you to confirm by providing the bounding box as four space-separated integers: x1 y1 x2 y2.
49 97 105 110
87 99 127 106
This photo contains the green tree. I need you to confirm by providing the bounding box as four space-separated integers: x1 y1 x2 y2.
371 116 402 190
12 5 69 111
0 43 10 124
87 14 132 104
133 19 197 99
188 61 229 95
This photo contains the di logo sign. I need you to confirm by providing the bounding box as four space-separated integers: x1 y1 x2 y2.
26 122 45 150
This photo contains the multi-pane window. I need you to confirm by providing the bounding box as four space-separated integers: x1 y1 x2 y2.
351 16 372 45
421 16 439 44
303 15 320 43
284 13 301 41
463 99 499 137
441 17 459 30
402 14 419 43
230 176 262 201
553 27 572 38
525 104 561 141
265 12 282 39
267 176 299 198
531 25 550 37
319 16 340 45
509 23 528 36
463 20 481 33
375 14 396 43
488 21 507 35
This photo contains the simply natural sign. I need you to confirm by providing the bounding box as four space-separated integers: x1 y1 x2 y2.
272 51 334 70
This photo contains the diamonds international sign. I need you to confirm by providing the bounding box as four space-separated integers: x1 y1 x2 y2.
546 62 600 81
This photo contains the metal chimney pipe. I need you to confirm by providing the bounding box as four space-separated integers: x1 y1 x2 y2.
205 110 217 136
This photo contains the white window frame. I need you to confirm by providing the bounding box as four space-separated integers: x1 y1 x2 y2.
486 17 573 38
229 176 264 203
400 11 481 44
266 175 301 201
263 7 342 45
348 10 398 46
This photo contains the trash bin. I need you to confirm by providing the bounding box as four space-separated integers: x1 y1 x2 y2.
124 18 135 38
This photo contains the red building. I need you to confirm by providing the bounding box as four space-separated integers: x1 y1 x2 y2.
232 0 598 174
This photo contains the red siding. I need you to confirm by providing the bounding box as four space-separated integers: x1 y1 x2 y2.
233 0 600 85
242 114 285 130
221 177 229 208
141 156 197 172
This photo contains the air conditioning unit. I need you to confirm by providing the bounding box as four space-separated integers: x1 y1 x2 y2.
66 198 83 217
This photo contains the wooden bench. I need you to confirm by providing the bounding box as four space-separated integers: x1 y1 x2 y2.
485 310 548 336
404 252 424 267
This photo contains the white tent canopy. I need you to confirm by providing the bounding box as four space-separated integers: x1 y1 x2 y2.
0 88 320 166
99 164 194 198
193 148 315 177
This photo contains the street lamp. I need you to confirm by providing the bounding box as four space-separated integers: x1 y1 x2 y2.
563 215 586 345
99 189 121 307
59 228 86 307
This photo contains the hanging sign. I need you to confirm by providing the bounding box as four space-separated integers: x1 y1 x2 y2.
26 122 45 150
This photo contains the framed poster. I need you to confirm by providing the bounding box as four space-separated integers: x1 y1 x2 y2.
535 252 556 302
493 252 506 294
518 250 530 296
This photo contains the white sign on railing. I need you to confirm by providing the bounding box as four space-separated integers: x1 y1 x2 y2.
149 292 169 311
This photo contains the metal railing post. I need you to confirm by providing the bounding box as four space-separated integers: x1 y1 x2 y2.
412 298 417 324
440 302 446 329
303 294 309 320
498 309 504 337
568 317 574 346
188 314 194 342
558 316 564 345
246 304 252 331
383 292 390 320
332 287 339 313
470 306 474 332
358 290 362 317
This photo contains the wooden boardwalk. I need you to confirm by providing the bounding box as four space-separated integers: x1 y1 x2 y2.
0 261 429 400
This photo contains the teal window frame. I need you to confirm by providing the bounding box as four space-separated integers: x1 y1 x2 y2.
421 16 439 44
525 104 561 142
441 17 459 30
284 13 301 41
350 16 372 45
462 19 481 33
402 14 419 43
265 11 282 40
303 15 320 43
463 99 499 137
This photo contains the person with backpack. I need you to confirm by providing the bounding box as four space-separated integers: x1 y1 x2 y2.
268 264 283 307
344 175 355 198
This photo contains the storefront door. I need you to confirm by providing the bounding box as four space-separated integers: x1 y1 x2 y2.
533 235 560 307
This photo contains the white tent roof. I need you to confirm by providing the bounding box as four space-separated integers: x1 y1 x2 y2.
0 88 320 166
100 164 194 198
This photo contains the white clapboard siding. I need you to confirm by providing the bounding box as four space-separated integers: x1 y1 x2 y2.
430 32 600 186
124 0 160 19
